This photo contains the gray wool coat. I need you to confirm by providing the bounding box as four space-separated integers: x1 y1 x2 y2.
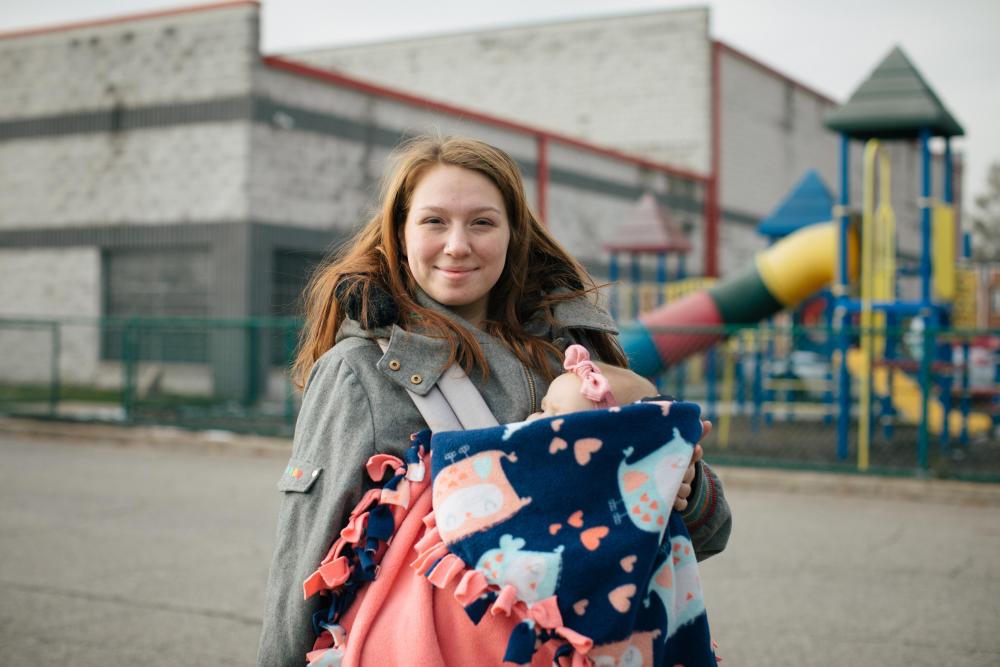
256 293 732 667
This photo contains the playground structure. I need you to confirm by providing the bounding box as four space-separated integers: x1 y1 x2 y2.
606 193 697 319
617 46 998 472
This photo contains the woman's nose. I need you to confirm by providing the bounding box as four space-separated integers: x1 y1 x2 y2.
444 227 471 256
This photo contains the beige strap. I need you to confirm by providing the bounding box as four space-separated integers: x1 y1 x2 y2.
376 339 498 432
437 364 499 430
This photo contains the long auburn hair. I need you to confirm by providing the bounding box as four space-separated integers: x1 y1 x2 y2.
292 135 626 389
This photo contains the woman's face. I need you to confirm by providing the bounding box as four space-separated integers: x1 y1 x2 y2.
402 164 511 326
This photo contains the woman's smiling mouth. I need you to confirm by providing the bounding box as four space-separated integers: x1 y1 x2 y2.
437 266 478 277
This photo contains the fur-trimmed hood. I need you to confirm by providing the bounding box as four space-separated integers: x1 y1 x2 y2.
334 285 619 398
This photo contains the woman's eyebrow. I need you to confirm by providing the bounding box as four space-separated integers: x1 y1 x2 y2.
414 205 503 215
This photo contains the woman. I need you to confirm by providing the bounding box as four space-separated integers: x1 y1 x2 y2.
257 136 731 666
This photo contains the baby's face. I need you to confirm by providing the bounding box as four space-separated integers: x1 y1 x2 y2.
528 373 596 420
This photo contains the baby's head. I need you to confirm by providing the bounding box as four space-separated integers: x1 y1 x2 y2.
531 345 657 419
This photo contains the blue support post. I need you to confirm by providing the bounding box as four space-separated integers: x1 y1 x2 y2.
939 358 953 456
959 339 970 448
944 135 962 446
944 138 954 205
764 321 775 425
822 297 834 426
941 138 956 453
881 311 897 440
920 129 933 304
836 133 852 461
752 331 763 433
918 313 933 471
838 134 851 296
678 254 687 280
917 129 934 469
836 306 851 461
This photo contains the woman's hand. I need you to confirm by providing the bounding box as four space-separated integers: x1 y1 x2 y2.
674 420 711 511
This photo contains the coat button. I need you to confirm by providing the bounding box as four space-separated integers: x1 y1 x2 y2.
410 374 423 385
388 359 401 371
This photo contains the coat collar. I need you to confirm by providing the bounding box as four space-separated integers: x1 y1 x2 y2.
337 289 618 396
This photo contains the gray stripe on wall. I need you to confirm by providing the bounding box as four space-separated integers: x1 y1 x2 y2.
0 221 340 252
254 98 544 186
0 223 231 248
549 166 704 215
0 222 345 325
253 97 406 149
1 96 710 213
721 209 760 227
0 97 253 140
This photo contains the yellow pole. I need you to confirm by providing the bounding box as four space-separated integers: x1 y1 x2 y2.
874 150 895 359
932 204 956 300
858 140 883 471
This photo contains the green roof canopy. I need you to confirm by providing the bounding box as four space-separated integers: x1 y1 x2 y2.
825 46 964 139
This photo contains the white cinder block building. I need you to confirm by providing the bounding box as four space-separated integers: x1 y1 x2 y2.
1 2 959 400
0 1 710 398
296 7 949 275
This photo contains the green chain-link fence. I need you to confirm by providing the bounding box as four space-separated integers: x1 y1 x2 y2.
646 322 1000 481
1 317 997 479
0 316 301 436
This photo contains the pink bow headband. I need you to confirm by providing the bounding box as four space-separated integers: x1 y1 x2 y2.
563 344 617 409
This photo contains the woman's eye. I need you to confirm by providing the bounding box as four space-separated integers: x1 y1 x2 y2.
473 218 495 227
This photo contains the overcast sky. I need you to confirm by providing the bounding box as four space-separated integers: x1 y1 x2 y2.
2 0 998 211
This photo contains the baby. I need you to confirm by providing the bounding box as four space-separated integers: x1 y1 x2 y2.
530 344 705 511
530 344 657 419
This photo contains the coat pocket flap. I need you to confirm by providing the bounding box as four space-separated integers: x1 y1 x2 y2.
276 458 322 493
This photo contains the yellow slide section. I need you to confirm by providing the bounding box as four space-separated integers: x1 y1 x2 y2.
755 221 859 307
846 349 992 436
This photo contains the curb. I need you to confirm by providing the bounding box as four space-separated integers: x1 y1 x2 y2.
0 416 291 458
714 464 1000 507
4 416 999 506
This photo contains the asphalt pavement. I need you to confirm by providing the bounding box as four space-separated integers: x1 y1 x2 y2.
1 421 998 666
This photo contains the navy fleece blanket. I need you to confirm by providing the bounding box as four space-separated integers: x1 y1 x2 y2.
428 401 717 666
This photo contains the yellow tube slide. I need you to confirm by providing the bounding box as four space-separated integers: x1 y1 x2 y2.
755 221 858 307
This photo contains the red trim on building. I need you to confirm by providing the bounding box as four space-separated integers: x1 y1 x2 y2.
706 41 722 278
0 1 258 40
536 135 549 226
714 40 836 106
263 56 710 185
